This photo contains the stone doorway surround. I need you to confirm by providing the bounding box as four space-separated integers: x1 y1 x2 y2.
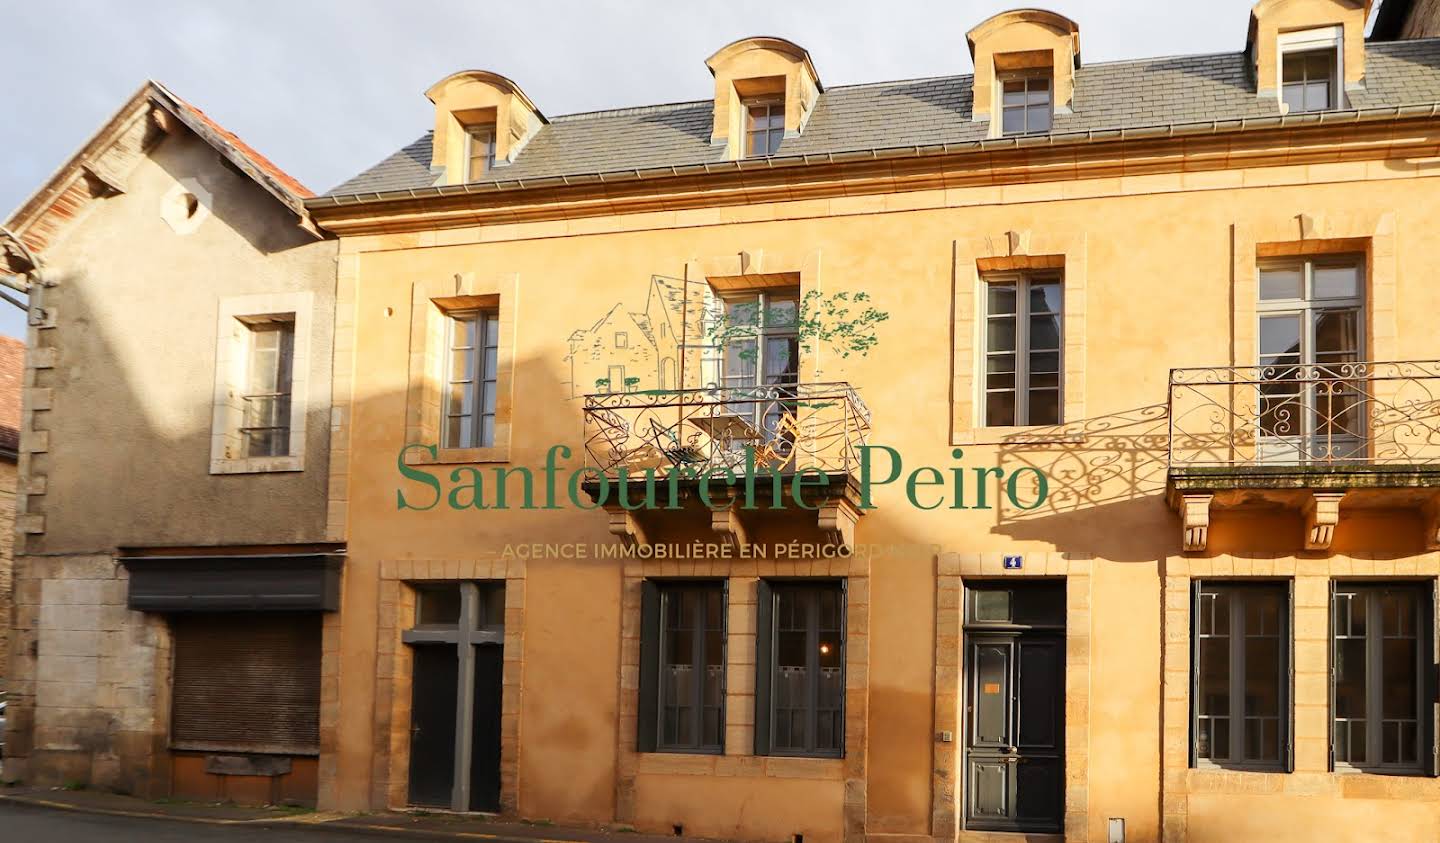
369 556 526 813
931 552 1093 843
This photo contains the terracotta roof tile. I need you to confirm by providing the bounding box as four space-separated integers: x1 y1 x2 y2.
167 94 315 199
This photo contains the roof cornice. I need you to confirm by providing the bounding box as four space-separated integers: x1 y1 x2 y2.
307 106 1440 237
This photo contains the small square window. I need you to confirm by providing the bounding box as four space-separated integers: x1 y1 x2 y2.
1282 49 1335 113
1000 75 1052 136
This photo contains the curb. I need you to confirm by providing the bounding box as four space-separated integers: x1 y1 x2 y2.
0 793 632 842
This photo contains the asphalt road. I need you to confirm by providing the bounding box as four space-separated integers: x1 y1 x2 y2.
0 803 368 842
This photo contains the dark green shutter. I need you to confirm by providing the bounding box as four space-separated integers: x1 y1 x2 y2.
1428 580 1438 778
1188 580 1201 768
754 579 774 756
637 580 661 753
1286 578 1296 773
1327 578 1337 772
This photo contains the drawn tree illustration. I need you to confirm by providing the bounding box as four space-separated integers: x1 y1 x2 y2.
707 290 890 364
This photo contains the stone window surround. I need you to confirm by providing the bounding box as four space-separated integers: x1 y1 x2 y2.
931 552 1093 843
370 558 526 813
209 291 313 474
1229 212 1398 370
616 555 870 843
952 231 1089 446
1159 553 1440 843
404 272 519 466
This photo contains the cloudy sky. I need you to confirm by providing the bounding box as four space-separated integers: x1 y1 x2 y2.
0 0 1370 339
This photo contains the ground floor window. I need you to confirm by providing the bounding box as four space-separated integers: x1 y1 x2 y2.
1332 582 1435 774
1191 581 1290 770
755 579 845 757
170 612 322 754
637 580 726 753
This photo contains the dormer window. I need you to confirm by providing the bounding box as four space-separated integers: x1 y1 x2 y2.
1000 73 1053 136
1275 25 1344 114
465 124 497 180
745 97 785 157
1281 49 1335 113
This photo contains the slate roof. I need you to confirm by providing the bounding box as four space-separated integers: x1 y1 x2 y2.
326 39 1440 198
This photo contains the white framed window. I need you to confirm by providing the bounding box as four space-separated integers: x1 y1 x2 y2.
999 73 1053 136
211 292 312 474
1278 26 1343 113
239 317 295 458
980 273 1063 427
1256 256 1365 461
744 98 785 157
464 124 497 181
443 310 500 449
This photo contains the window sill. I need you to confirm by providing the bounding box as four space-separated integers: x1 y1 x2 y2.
953 426 1085 446
210 455 304 475
405 446 511 466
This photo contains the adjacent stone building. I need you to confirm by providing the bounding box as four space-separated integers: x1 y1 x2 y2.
0 335 22 686
0 82 338 802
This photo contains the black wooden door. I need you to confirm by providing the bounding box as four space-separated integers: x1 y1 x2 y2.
408 644 459 807
468 644 504 812
964 634 1064 833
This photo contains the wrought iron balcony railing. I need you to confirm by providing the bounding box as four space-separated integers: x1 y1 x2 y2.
1168 361 1440 470
582 382 872 477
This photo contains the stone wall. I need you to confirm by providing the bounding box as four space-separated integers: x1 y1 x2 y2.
4 554 168 792
0 459 14 684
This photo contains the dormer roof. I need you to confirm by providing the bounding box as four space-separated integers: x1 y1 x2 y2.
320 38 1440 200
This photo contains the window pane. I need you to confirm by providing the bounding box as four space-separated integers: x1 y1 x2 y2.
987 283 1017 315
986 316 1017 353
1283 55 1305 84
1028 389 1059 426
1002 80 1026 106
1259 315 1302 358
1029 282 1061 314
1002 106 1026 135
1313 265 1360 299
416 585 461 625
1027 104 1051 133
1029 314 1061 350
986 391 1016 427
1282 83 1306 114
1305 80 1331 111
1259 267 1302 300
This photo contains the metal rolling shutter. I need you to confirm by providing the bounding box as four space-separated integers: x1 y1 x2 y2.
170 613 322 754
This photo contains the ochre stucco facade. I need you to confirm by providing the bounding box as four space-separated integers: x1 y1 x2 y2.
314 145 1440 842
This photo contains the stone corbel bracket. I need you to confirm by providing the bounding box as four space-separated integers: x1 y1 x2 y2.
819 497 861 552
1304 491 1346 551
710 498 751 547
607 508 648 546
1177 492 1214 553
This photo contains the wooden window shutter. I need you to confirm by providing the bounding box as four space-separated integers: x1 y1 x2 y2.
1286 578 1296 773
1188 580 1201 769
1428 579 1439 778
753 579 775 756
636 580 661 753
170 613 322 754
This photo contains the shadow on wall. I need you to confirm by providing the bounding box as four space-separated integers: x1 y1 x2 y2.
992 403 1174 563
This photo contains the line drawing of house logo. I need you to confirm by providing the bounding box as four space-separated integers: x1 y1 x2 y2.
563 275 704 399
